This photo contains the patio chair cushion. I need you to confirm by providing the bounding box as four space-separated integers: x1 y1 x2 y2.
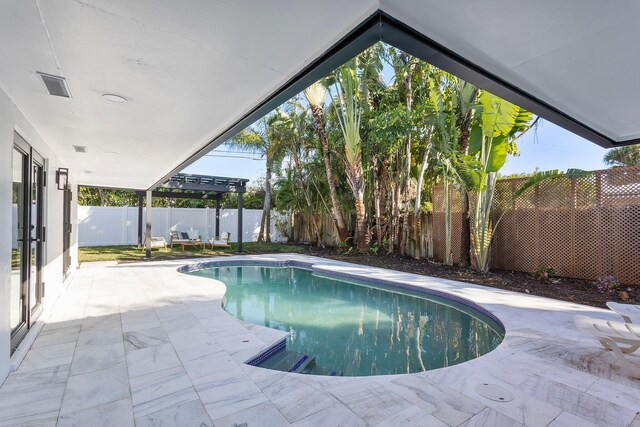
187 230 199 240
178 231 189 239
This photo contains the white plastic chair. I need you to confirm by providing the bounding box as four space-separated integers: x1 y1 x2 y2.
574 315 640 378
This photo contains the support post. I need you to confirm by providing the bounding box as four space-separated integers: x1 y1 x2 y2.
237 192 243 253
215 197 220 239
145 190 152 258
137 193 143 249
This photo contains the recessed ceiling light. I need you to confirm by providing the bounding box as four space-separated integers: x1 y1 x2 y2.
84 170 92 174
38 72 71 98
102 93 128 103
73 145 87 153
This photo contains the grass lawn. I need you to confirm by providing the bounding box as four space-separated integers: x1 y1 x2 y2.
78 242 306 264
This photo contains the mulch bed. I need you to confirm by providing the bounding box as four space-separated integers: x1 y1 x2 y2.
303 246 639 309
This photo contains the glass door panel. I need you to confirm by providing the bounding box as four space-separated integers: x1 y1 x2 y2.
10 148 27 336
29 155 44 317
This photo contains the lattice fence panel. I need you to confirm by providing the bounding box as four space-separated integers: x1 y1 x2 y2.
432 166 640 285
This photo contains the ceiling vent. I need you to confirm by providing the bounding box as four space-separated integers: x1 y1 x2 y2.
38 72 71 98
73 145 87 153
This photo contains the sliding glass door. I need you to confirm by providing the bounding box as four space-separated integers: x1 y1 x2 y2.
10 134 45 354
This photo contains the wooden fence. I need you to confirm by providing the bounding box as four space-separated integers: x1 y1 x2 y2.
432 166 640 285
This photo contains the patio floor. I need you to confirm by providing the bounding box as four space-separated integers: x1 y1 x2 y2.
1 254 639 427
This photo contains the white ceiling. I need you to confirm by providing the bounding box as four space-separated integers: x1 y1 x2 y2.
0 0 378 188
380 0 640 142
0 1 638 189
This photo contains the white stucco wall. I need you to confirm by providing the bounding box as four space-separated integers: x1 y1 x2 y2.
0 86 78 384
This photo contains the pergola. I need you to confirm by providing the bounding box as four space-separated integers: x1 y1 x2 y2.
136 173 249 256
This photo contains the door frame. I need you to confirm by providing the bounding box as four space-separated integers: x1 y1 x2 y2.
10 132 46 354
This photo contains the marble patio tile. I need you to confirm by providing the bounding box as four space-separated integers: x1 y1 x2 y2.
519 376 637 427
557 348 640 388
426 364 562 427
326 381 411 426
181 348 246 389
175 339 223 362
59 363 130 415
121 310 161 332
70 342 125 376
486 350 598 392
586 377 640 412
57 398 134 427
75 327 123 349
130 366 199 417
0 363 69 393
31 323 81 349
214 401 291 427
135 398 213 427
159 312 202 332
373 405 446 427
546 411 599 427
0 384 65 426
81 314 122 334
126 342 182 379
166 326 215 353
124 327 170 352
201 378 269 420
271 383 338 424
383 373 485 425
17 341 76 372
255 372 308 401
460 407 523 427
184 301 220 320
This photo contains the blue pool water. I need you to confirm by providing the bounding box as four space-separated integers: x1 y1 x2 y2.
187 265 503 376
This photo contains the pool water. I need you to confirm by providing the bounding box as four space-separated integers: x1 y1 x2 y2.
188 265 503 377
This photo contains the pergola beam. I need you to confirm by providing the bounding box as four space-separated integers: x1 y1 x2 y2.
135 173 248 253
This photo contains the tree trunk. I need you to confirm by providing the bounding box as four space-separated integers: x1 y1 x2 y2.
400 55 413 257
345 161 369 251
264 162 272 243
372 156 383 247
310 105 348 242
414 128 433 259
459 189 470 266
257 209 266 243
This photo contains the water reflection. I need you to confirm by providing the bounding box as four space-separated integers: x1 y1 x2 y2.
195 266 503 376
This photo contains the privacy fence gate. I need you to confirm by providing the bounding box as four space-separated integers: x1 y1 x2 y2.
432 166 640 285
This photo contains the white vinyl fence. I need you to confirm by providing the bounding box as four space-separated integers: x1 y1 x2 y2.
77 206 286 247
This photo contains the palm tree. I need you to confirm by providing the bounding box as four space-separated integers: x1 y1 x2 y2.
333 63 369 251
603 144 640 167
304 81 349 242
231 118 284 242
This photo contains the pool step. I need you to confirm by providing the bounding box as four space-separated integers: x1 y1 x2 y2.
258 350 315 373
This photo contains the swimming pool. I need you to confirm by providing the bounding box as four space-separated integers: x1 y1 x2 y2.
187 263 504 377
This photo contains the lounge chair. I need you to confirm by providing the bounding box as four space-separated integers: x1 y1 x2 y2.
210 231 231 248
607 302 640 324
169 230 204 251
574 315 640 378
145 236 167 250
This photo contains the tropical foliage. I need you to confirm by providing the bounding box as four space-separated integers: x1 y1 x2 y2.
85 42 588 275
603 144 640 168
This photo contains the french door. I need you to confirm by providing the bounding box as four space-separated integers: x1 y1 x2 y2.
63 186 72 278
10 133 45 354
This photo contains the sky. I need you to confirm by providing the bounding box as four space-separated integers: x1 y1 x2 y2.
184 44 610 184
183 119 609 185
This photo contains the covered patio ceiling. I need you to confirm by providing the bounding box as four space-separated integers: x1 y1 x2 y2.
0 1 638 190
